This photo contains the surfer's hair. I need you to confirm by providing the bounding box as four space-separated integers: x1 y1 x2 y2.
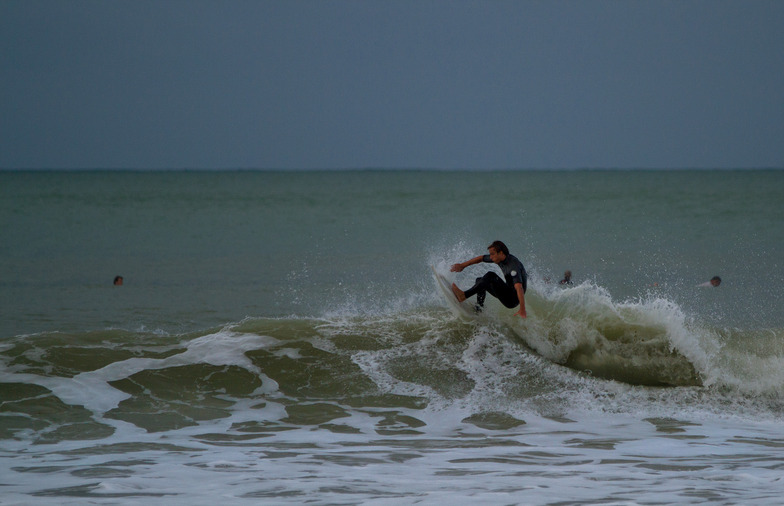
488 240 509 256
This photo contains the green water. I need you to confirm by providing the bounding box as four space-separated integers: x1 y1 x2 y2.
2 169 784 504
2 169 782 337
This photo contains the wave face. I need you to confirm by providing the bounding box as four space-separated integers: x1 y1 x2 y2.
3 277 784 448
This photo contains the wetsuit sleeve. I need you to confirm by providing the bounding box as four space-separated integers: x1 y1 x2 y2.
508 257 527 287
482 254 492 263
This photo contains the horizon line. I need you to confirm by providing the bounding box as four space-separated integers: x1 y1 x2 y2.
1 166 783 172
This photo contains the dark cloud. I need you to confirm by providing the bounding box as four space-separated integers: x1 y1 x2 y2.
1 0 782 169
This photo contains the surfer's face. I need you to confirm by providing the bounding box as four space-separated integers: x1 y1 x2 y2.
488 247 506 264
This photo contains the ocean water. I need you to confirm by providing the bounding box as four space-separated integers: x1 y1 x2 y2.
1 169 784 504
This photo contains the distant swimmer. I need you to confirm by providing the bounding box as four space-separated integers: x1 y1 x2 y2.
697 276 721 287
113 276 124 286
449 240 528 318
559 270 573 285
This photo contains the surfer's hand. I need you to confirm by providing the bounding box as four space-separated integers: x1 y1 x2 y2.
450 263 464 273
515 308 527 319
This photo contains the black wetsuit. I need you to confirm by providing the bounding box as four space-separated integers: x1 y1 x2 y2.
464 254 527 308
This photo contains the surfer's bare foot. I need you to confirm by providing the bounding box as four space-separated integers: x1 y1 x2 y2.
451 283 466 302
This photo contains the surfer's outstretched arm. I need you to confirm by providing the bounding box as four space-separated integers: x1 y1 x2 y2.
514 282 526 319
450 256 484 273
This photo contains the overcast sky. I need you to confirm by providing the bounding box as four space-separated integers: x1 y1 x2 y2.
1 0 782 169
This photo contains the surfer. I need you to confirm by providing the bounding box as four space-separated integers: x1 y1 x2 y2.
450 240 528 318
559 270 573 285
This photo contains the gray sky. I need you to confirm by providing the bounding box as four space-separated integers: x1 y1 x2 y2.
1 0 782 169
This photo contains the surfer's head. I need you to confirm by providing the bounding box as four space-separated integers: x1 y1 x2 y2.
488 240 509 256
487 240 509 263
710 276 721 287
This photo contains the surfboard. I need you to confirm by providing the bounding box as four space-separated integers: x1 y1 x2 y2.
431 265 475 319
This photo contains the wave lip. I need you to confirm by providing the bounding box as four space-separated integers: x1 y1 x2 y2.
508 281 721 387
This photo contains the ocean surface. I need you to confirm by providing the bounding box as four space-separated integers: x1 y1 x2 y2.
1 169 784 505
